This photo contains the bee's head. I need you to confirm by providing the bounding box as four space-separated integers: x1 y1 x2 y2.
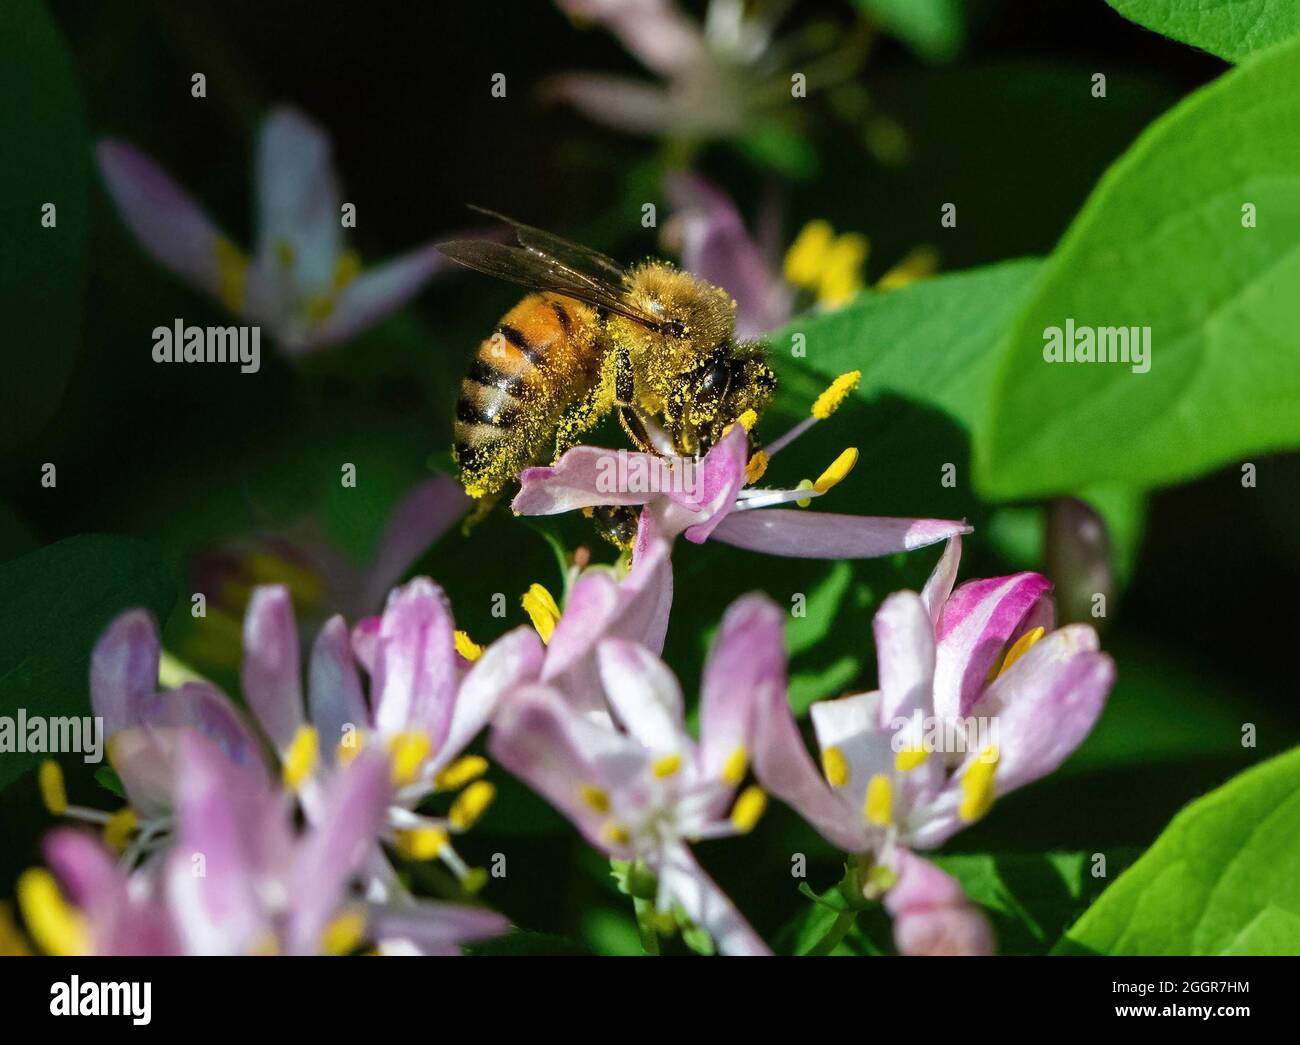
667 341 777 456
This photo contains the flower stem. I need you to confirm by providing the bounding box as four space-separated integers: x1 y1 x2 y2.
806 908 859 956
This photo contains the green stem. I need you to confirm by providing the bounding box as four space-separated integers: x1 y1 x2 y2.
806 908 859 956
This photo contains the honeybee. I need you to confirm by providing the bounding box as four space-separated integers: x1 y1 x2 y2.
437 210 777 545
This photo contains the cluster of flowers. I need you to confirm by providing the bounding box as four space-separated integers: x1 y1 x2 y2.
17 385 1113 955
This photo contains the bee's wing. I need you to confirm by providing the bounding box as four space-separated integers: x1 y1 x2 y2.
467 206 627 283
436 238 666 329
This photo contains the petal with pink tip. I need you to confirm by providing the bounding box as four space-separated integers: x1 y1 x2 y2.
920 534 962 625
241 585 305 749
708 510 971 559
371 578 458 744
436 626 544 768
874 590 936 724
90 609 161 735
311 245 449 351
309 615 372 751
514 445 657 516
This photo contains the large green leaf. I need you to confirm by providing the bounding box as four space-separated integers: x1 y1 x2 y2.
978 40 1300 499
1060 747 1300 955
0 536 176 790
0 0 89 457
1107 0 1300 62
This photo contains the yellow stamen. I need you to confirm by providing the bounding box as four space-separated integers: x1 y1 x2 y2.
652 753 682 778
16 869 89 956
722 746 749 786
521 583 562 644
282 725 319 791
102 808 138 853
449 780 495 830
783 220 834 289
734 408 758 432
321 909 367 956
959 745 1000 823
822 745 850 788
336 728 366 767
394 826 450 861
389 731 432 786
435 755 489 791
997 627 1046 678
454 629 484 662
602 821 632 847
862 863 899 900
895 746 927 773
730 786 768 833
817 232 869 307
814 447 858 494
877 245 939 291
864 773 893 827
158 650 206 688
38 760 67 816
811 370 861 420
333 249 362 292
242 552 324 609
795 478 816 509
214 236 250 313
578 784 610 814
744 450 769 485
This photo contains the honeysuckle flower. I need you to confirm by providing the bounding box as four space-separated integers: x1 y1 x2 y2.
745 533 1115 904
490 597 785 955
97 107 447 354
514 382 969 561
665 171 936 330
550 0 866 150
882 850 995 957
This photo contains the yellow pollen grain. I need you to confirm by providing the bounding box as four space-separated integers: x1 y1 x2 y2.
214 235 250 313
394 826 450 861
997 627 1046 678
578 784 610 814
102 808 138 853
783 220 835 289
449 780 495 831
389 731 432 786
721 746 748 786
730 786 768 833
814 447 859 494
333 249 362 292
864 774 893 827
653 753 682 778
321 909 367 956
822 745 850 788
282 725 319 791
811 370 861 420
744 450 769 485
895 746 927 773
435 755 489 791
521 583 562 644
38 760 67 816
959 745 1000 823
17 869 89 956
454 629 484 662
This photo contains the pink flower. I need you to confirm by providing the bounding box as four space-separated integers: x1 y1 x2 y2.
97 107 447 354
883 850 996 957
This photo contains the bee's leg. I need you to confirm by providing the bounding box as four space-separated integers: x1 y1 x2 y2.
618 406 658 454
553 385 609 458
614 346 635 407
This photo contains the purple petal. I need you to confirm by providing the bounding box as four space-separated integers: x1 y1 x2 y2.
665 172 790 338
596 640 687 753
371 578 458 743
436 626 544 767
919 534 962 625
241 585 305 749
655 842 770 956
893 905 996 957
96 141 228 300
370 902 510 955
351 615 381 674
874 591 936 724
311 245 449 350
513 445 658 516
360 474 470 612
708 511 971 559
308 615 372 751
677 425 749 543
138 681 269 784
883 849 965 915
545 74 682 135
254 107 340 290
557 0 706 77
932 572 1053 721
43 829 124 911
90 609 161 735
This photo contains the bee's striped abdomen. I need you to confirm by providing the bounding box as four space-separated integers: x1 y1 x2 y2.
454 293 599 498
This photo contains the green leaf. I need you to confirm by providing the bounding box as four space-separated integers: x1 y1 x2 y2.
1060 748 1300 955
0 0 89 457
1106 0 1300 62
0 536 176 790
856 0 964 62
977 40 1300 499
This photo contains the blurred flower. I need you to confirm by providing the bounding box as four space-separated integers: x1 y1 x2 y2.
664 171 938 332
882 849 995 957
550 0 865 148
97 107 447 354
514 377 969 560
746 533 1115 911
1045 496 1115 626
490 595 787 955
